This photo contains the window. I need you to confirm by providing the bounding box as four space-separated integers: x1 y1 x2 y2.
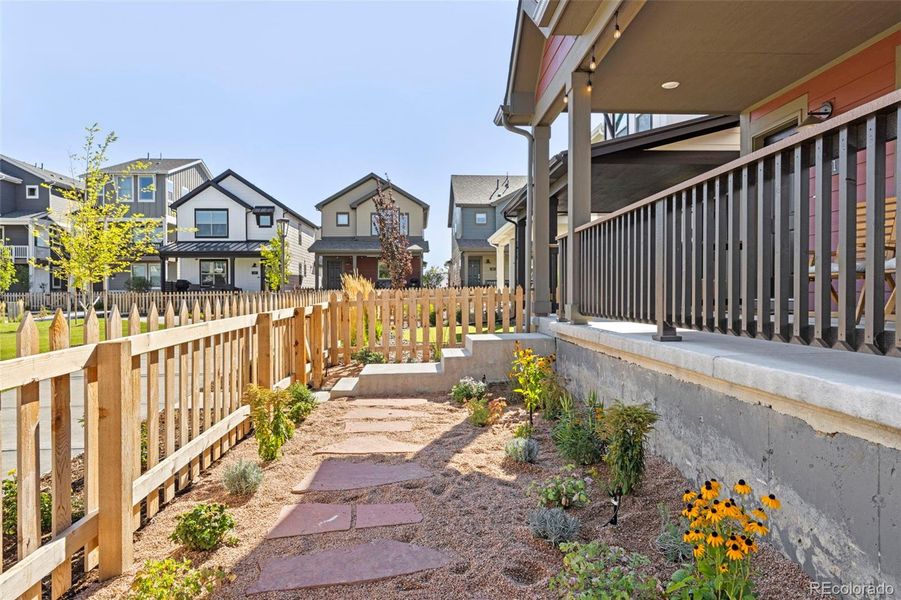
475 211 487 225
195 209 228 238
181 185 189 197
166 180 174 203
131 263 161 288
199 259 229 288
116 175 133 201
138 175 155 202
370 213 380 235
25 185 39 199
400 212 409 235
636 114 652 132
256 213 273 227
336 212 350 227
51 273 66 290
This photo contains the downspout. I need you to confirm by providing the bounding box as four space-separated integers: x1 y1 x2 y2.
498 105 533 331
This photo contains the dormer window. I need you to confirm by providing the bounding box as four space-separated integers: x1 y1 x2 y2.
257 213 273 227
336 212 350 227
26 185 39 199
475 211 487 225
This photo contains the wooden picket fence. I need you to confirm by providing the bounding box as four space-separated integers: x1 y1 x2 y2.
0 286 524 599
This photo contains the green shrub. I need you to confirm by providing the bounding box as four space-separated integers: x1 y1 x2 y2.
530 465 590 508
550 542 659 599
170 503 236 551
285 383 317 424
654 503 693 563
542 376 567 420
2 470 53 535
527 507 580 545
130 558 227 599
602 401 658 495
450 376 486 404
244 384 294 461
351 348 387 365
509 342 555 424
505 437 539 463
551 391 605 465
222 460 263 496
124 276 151 292
466 397 506 427
513 422 534 439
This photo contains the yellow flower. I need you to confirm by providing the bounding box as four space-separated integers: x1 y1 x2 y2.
685 529 705 543
745 521 769 536
681 503 699 519
682 490 698 503
706 531 724 547
761 494 781 510
682 530 693 543
701 481 719 500
710 478 721 491
733 479 752 495
719 564 729 574
706 507 725 524
689 517 706 529
726 543 745 561
693 544 706 559
743 536 759 554
751 508 768 521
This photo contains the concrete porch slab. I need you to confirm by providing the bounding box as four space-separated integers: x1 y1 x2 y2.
265 503 352 539
292 460 431 493
313 436 424 455
344 407 429 420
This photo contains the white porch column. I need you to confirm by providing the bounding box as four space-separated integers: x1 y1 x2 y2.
566 70 591 323
507 240 515 289
495 244 504 289
533 125 552 314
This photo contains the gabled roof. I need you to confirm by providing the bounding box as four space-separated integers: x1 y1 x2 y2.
169 169 318 229
101 158 213 178
315 173 430 225
447 175 527 227
0 154 82 189
309 236 429 254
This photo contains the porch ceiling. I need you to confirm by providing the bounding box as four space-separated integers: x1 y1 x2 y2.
588 2 899 114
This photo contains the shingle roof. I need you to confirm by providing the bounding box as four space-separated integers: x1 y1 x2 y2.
101 158 210 176
447 175 526 226
309 236 429 254
0 154 83 189
315 173 431 227
456 238 496 252
158 240 265 255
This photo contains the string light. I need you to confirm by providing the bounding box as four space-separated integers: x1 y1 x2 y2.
589 45 596 71
613 10 621 39
563 92 568 105
587 77 592 93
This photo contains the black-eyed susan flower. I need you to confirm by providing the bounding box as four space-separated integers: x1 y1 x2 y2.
706 531 724 547
682 530 693 543
719 564 729 574
743 537 759 553
751 508 768 521
701 480 719 500
745 521 768 536
710 478 721 491
693 544 706 559
761 493 781 510
683 489 698 503
727 543 745 561
733 479 752 495
686 529 705 543
707 507 725 524
690 517 706 529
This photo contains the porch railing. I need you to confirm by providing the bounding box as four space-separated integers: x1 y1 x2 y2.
560 90 899 355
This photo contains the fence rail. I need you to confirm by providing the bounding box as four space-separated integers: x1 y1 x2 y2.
0 285 523 598
561 90 899 355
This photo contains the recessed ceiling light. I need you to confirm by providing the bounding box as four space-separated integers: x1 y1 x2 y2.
661 81 680 90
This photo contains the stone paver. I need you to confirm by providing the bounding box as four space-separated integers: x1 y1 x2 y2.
314 435 423 455
343 407 429 420
345 420 414 433
350 398 428 407
292 460 431 493
247 539 452 594
355 503 423 529
265 503 352 539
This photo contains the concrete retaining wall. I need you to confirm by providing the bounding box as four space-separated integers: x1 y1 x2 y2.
556 338 900 594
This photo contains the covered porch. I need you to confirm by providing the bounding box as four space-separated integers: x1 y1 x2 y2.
158 240 267 291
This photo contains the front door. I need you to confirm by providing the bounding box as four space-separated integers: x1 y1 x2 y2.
467 257 482 286
325 258 344 290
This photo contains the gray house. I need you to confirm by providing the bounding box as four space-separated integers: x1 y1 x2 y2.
447 175 526 287
100 157 212 289
0 154 82 292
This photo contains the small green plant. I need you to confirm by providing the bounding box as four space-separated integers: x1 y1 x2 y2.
654 503 693 563
513 422 534 439
140 420 149 470
550 542 660 599
509 341 555 424
602 401 658 495
244 384 294 461
285 382 317 424
466 396 506 427
351 347 387 364
450 376 487 404
542 375 567 420
530 465 590 508
527 507 580 545
130 557 227 599
2 470 53 535
222 460 263 496
552 392 606 465
170 502 236 551
505 437 539 463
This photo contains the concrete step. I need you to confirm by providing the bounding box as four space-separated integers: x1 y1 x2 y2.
329 377 359 399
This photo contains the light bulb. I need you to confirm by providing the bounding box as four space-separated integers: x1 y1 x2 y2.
563 94 568 105
589 57 596 71
614 24 621 39
587 80 592 93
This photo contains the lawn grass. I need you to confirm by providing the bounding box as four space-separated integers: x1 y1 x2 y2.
0 318 150 361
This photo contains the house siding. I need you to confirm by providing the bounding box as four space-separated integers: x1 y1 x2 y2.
457 206 498 240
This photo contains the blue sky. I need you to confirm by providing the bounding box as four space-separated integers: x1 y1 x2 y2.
0 0 556 267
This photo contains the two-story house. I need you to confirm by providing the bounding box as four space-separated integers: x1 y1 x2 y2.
100 157 212 289
447 174 527 287
0 154 82 292
310 173 430 289
162 169 318 290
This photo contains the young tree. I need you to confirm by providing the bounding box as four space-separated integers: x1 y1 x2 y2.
421 265 446 288
0 245 16 293
371 178 412 289
33 124 163 311
260 234 291 291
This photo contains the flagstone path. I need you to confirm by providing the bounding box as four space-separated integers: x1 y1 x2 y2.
249 398 452 594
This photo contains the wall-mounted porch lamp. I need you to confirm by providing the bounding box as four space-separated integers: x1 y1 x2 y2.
799 101 833 126
276 217 289 290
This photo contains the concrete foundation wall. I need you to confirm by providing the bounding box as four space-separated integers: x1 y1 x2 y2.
555 338 899 593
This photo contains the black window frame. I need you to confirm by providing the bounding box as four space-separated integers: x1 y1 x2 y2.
199 258 230 288
256 212 274 228
194 208 229 239
336 211 350 227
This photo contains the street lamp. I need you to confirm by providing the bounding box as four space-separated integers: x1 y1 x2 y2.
276 218 289 291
